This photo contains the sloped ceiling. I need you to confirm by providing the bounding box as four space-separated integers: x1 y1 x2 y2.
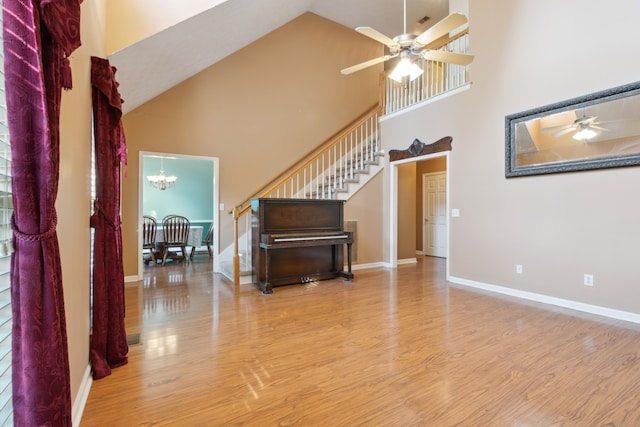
108 0 449 114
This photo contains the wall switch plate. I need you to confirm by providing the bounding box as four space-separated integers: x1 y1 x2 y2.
219 203 225 211
584 274 594 286
451 209 460 217
516 264 523 274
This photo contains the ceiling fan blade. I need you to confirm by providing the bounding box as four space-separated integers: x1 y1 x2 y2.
356 27 400 49
553 127 577 137
420 50 474 66
542 124 571 133
415 13 468 46
341 55 394 75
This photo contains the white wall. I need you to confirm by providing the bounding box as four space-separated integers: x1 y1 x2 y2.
381 0 640 316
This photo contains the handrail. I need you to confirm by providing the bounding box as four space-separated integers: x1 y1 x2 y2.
233 103 382 217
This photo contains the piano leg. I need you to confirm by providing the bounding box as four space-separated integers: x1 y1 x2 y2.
261 282 273 294
260 248 274 294
343 242 354 283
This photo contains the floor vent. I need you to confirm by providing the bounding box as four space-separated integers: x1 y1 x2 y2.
127 333 142 346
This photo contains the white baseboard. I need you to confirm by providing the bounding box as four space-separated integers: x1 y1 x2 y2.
398 258 418 265
416 251 425 256
448 275 640 325
352 261 387 271
72 364 93 427
124 275 140 284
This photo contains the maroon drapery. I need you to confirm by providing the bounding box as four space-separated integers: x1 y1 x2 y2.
2 0 81 425
89 56 128 380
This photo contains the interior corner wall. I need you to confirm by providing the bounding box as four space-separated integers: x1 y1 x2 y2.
61 0 107 415
397 162 417 260
380 0 640 315
344 172 384 265
120 12 381 277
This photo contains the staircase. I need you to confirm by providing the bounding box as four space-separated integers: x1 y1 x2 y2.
219 103 384 284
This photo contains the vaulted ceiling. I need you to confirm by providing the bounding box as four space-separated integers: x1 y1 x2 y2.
108 0 450 114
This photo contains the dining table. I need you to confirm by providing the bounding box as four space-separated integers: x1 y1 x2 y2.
155 225 203 249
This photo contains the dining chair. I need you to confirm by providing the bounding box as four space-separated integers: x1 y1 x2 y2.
190 223 214 260
160 215 191 265
142 215 157 265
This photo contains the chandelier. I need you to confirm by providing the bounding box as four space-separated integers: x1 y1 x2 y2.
147 158 177 190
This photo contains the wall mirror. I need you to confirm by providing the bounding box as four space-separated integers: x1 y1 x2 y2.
505 81 640 177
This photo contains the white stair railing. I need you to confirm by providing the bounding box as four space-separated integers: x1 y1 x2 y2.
385 30 471 115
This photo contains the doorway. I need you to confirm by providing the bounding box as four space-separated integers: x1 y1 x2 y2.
389 152 449 274
138 151 220 275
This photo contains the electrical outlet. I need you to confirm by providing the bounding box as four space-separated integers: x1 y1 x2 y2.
451 209 460 217
516 264 523 274
584 274 594 287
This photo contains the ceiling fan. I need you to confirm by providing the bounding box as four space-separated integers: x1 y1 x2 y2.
340 0 475 81
542 112 610 140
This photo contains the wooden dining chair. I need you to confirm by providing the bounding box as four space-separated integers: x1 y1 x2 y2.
142 215 157 265
203 224 214 257
190 223 214 260
161 215 191 265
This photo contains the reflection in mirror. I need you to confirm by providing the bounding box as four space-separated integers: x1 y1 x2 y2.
506 81 640 177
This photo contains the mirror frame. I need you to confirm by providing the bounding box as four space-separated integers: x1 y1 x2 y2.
505 81 640 177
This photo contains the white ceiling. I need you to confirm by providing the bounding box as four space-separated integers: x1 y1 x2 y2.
108 0 450 114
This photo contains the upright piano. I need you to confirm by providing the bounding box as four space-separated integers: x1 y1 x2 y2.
251 198 354 294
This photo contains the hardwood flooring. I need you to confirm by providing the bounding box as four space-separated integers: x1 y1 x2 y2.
80 257 640 426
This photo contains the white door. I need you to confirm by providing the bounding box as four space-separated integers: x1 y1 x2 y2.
422 172 447 257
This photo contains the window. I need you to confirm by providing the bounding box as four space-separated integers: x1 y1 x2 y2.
0 4 14 424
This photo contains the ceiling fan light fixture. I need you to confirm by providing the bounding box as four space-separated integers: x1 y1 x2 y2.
573 127 597 141
388 56 423 83
340 4 472 78
409 62 423 80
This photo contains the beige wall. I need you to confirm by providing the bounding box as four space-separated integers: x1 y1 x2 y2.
121 12 381 277
60 0 107 415
344 172 384 265
106 0 223 53
381 0 640 314
397 162 417 260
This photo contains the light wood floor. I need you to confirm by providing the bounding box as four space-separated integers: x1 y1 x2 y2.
81 257 640 426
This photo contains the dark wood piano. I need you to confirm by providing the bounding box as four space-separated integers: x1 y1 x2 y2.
251 198 354 294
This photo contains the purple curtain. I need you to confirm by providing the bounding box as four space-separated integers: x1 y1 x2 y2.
3 0 81 425
89 56 128 380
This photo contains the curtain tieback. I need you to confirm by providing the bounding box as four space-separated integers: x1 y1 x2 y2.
91 200 121 231
61 56 73 90
11 212 58 242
